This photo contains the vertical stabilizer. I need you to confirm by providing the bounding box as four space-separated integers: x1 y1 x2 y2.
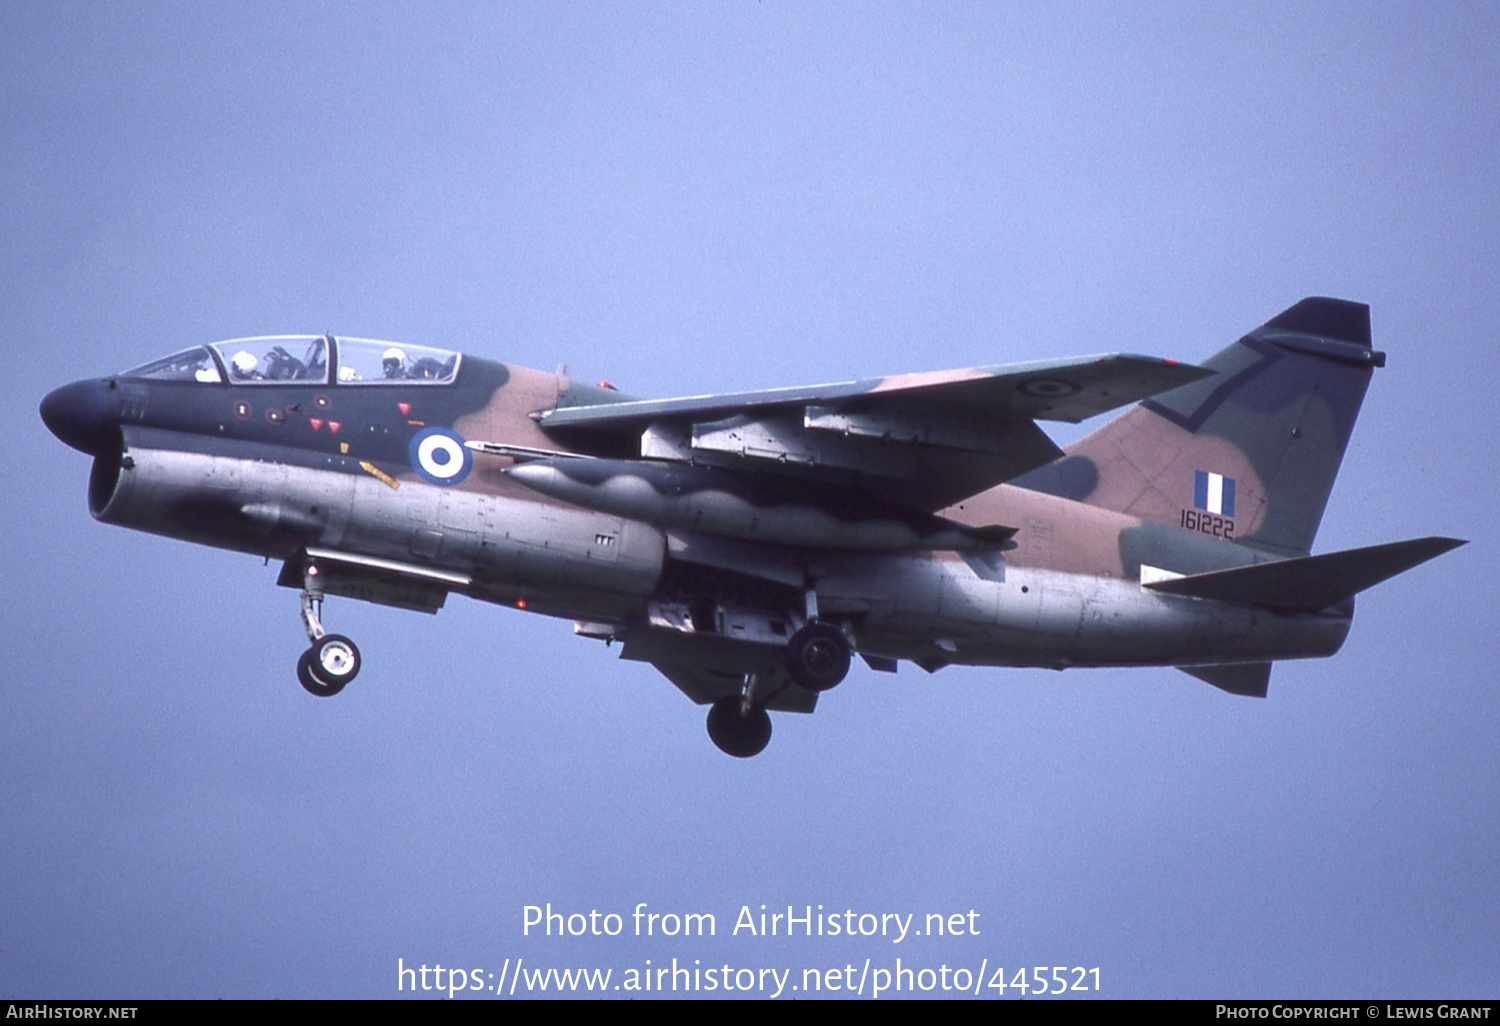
1017 298 1383 556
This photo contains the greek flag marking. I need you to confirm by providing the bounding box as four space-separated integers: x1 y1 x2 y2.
1194 470 1236 517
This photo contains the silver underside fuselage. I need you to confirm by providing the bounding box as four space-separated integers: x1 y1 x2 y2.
93 443 1351 674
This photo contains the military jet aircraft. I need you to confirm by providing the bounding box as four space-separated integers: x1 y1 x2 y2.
40 298 1463 756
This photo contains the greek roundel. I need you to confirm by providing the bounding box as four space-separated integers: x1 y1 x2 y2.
408 427 472 486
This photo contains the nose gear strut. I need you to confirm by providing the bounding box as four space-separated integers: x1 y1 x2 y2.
296 560 362 697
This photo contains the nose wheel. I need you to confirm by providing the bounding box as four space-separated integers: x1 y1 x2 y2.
296 561 362 698
297 634 361 697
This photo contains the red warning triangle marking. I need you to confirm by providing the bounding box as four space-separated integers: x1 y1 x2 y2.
328 422 341 433
309 418 323 431
397 402 411 416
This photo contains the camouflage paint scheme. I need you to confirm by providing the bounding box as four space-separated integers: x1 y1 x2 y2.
40 300 1464 755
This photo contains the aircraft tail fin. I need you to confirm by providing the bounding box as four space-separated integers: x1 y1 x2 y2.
1017 298 1385 556
1145 536 1466 612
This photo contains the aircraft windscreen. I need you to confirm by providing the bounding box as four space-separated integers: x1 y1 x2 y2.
123 347 223 383
335 338 460 384
211 337 329 384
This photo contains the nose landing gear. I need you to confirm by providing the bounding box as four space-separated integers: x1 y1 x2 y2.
296 634 361 697
297 562 361 697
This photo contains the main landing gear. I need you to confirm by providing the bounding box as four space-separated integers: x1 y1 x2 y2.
297 563 361 697
783 621 852 692
784 587 853 693
704 619 854 758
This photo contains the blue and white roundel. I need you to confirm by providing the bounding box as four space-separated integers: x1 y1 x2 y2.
408 427 472 486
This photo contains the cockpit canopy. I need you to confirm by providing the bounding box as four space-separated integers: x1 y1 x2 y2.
332 338 461 384
216 337 328 383
123 336 462 386
124 347 226 383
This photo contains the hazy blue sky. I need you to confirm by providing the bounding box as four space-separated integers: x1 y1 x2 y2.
3 2 1496 999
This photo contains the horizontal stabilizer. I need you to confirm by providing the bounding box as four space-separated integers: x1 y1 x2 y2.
1145 537 1466 612
1178 662 1272 698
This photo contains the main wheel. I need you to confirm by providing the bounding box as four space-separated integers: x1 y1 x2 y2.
784 621 851 692
706 697 772 758
297 634 360 697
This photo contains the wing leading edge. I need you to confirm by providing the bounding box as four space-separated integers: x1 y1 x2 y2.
543 353 1212 432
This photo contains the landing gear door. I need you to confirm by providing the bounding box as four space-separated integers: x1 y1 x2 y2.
276 555 452 614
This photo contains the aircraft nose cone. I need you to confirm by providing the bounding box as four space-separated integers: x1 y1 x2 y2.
40 378 117 456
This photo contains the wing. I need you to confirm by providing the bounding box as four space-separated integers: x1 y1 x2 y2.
545 354 1209 429
540 354 1211 510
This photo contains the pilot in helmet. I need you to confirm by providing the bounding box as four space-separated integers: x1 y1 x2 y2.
382 347 407 379
230 351 259 379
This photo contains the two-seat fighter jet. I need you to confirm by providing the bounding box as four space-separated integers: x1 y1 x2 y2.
40 299 1464 756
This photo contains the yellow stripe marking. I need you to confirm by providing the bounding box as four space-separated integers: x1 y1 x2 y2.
359 461 400 490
